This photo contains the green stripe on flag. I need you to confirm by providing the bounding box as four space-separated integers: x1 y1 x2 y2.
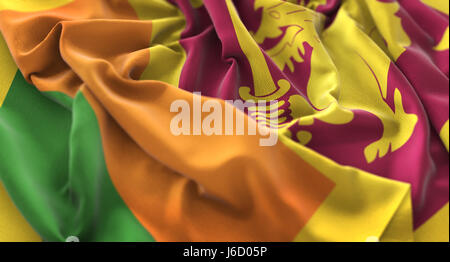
0 71 154 242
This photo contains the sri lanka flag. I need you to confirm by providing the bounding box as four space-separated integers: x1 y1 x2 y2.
0 0 448 242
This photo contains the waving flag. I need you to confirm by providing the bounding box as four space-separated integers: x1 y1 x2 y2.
0 0 448 242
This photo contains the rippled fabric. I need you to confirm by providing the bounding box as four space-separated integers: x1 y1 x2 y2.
0 0 448 242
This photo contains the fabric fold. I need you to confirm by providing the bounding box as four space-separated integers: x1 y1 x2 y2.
0 0 448 242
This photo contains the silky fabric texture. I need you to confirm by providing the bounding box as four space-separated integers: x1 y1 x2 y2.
0 0 448 242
